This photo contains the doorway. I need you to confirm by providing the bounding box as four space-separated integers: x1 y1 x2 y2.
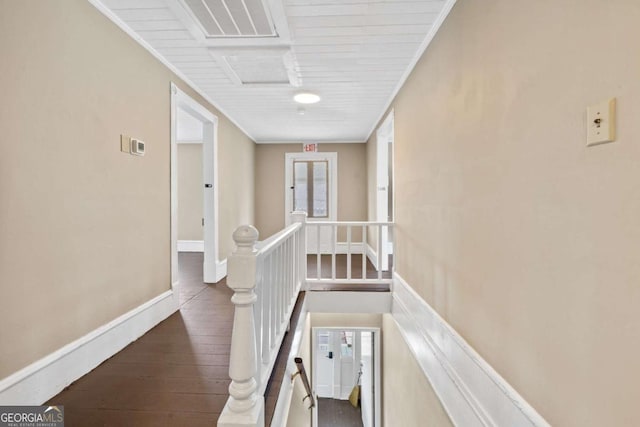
313 328 381 427
285 152 337 253
170 83 222 285
375 111 394 271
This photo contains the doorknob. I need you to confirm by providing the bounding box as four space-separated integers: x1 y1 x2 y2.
205 184 212 188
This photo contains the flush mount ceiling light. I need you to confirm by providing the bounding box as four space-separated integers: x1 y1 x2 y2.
294 92 321 104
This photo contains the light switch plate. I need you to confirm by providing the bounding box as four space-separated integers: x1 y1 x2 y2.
120 134 131 153
586 98 616 146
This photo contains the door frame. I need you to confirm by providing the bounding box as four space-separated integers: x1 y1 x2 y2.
311 327 382 427
374 110 394 271
170 83 223 285
285 152 338 224
285 152 338 253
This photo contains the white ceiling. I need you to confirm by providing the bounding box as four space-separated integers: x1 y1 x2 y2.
96 0 454 143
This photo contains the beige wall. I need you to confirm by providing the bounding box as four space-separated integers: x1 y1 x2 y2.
367 1 640 425
255 143 367 239
382 315 452 426
178 144 203 241
0 0 254 379
217 120 255 259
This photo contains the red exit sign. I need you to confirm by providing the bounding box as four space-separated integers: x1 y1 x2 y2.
303 143 318 152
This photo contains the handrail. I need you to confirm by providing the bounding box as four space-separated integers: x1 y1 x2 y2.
256 222 302 256
291 357 315 409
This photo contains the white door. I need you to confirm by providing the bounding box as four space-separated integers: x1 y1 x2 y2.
375 111 394 271
315 330 334 398
285 152 337 253
314 329 359 400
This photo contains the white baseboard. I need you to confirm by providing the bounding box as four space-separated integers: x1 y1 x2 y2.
215 258 227 282
202 258 227 284
0 290 179 405
366 243 379 270
392 273 550 427
178 240 204 252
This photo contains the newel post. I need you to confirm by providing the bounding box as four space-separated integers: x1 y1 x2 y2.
291 211 307 290
218 225 265 427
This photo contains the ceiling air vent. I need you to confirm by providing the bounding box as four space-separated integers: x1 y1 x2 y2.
183 0 276 38
211 47 301 87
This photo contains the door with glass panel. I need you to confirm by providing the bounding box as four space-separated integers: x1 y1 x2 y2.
285 152 337 253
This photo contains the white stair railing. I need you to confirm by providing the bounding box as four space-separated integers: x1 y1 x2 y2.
218 212 306 427
305 221 394 285
218 214 395 426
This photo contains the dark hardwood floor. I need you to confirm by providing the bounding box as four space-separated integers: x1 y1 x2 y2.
48 253 233 426
318 398 363 427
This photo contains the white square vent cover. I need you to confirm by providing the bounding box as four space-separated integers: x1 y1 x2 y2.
225 55 288 84
212 47 301 86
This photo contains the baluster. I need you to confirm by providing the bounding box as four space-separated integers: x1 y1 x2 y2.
316 224 321 279
378 224 383 280
286 237 293 305
291 236 296 295
347 225 352 280
292 235 297 293
276 245 283 332
291 212 307 290
261 256 268 363
283 238 289 311
284 241 293 314
218 225 265 427
271 246 280 342
270 249 276 352
362 225 367 279
331 224 336 280
255 256 263 369
294 233 299 289
281 242 287 323
387 224 396 279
